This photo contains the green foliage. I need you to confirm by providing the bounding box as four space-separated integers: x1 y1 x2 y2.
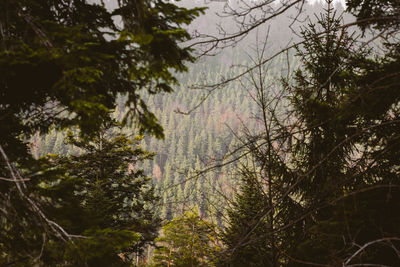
221 1 400 265
293 188 400 266
346 0 400 31
288 3 367 206
152 209 219 267
64 229 141 267
282 1 400 265
0 0 205 156
221 175 273 266
0 0 203 265
3 0 399 265
58 127 159 262
0 124 160 266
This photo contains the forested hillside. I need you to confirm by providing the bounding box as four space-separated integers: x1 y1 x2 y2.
34 1 329 223
2 0 400 266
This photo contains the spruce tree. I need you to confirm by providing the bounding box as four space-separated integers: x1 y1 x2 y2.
222 174 272 267
283 1 400 265
41 125 160 265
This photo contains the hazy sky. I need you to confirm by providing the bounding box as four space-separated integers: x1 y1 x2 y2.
308 0 345 6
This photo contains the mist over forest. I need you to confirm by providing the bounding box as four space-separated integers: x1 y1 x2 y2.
1 0 399 266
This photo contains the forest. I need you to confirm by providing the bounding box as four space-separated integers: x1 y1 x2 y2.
1 0 400 266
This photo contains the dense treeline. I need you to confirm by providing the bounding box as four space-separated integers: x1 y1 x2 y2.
1 0 400 266
34 1 344 225
35 50 299 223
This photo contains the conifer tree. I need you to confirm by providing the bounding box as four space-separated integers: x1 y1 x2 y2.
222 174 272 266
42 125 159 265
282 1 400 264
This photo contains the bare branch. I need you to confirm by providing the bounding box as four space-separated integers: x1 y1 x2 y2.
344 238 400 266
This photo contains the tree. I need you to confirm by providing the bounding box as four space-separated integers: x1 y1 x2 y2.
152 209 219 267
65 127 159 260
346 0 400 32
287 1 365 207
2 124 160 266
218 0 400 265
213 16 302 264
221 173 273 266
0 0 204 265
281 1 400 265
0 0 204 142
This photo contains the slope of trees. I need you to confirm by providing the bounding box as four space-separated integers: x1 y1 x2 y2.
34 1 349 226
3 0 400 265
